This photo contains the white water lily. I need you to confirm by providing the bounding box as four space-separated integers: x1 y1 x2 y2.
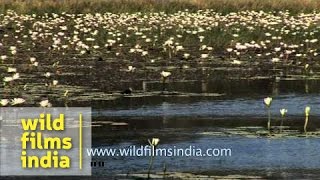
160 71 171 78
0 99 9 106
304 106 311 133
40 100 52 107
148 138 160 147
30 57 36 63
201 54 209 58
305 106 311 116
53 80 58 86
183 53 190 59
10 98 25 105
176 45 184 51
280 109 288 117
305 64 309 70
264 97 272 132
127 66 136 72
142 51 148 56
12 73 20 80
147 137 160 178
231 60 242 65
0 55 7 60
7 67 17 73
264 97 272 107
44 72 51 78
226 48 233 52
271 58 280 63
3 77 14 82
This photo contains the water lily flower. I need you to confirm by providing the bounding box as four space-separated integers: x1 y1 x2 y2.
10 98 25 106
264 97 272 107
280 109 287 117
12 73 20 80
40 100 52 107
148 138 160 147
30 57 36 63
44 72 51 78
7 67 17 73
142 51 148 56
176 45 184 51
304 106 311 133
3 77 14 82
0 99 9 106
305 106 310 116
0 55 7 60
183 53 190 59
305 64 309 70
160 71 171 78
53 80 58 86
127 66 136 72
226 48 233 52
264 97 272 132
232 60 242 65
201 54 209 58
147 137 160 178
271 58 280 63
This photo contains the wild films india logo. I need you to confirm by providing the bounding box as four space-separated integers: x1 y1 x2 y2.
0 108 91 176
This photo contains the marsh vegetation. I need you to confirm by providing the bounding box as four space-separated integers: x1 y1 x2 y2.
1 0 320 178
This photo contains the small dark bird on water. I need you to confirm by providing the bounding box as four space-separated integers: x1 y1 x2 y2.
98 56 103 61
121 88 133 95
106 46 112 51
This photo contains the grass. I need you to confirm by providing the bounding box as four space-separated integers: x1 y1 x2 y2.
0 0 320 14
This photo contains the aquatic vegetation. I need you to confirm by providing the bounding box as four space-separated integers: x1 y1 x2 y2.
264 97 272 131
147 138 160 179
304 106 311 133
0 8 320 108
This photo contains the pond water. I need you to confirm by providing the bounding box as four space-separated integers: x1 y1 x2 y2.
89 80 320 178
1 79 320 178
92 133 320 178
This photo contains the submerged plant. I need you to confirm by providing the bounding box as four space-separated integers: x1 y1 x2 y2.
264 97 273 131
147 138 160 179
279 108 287 133
304 106 311 133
